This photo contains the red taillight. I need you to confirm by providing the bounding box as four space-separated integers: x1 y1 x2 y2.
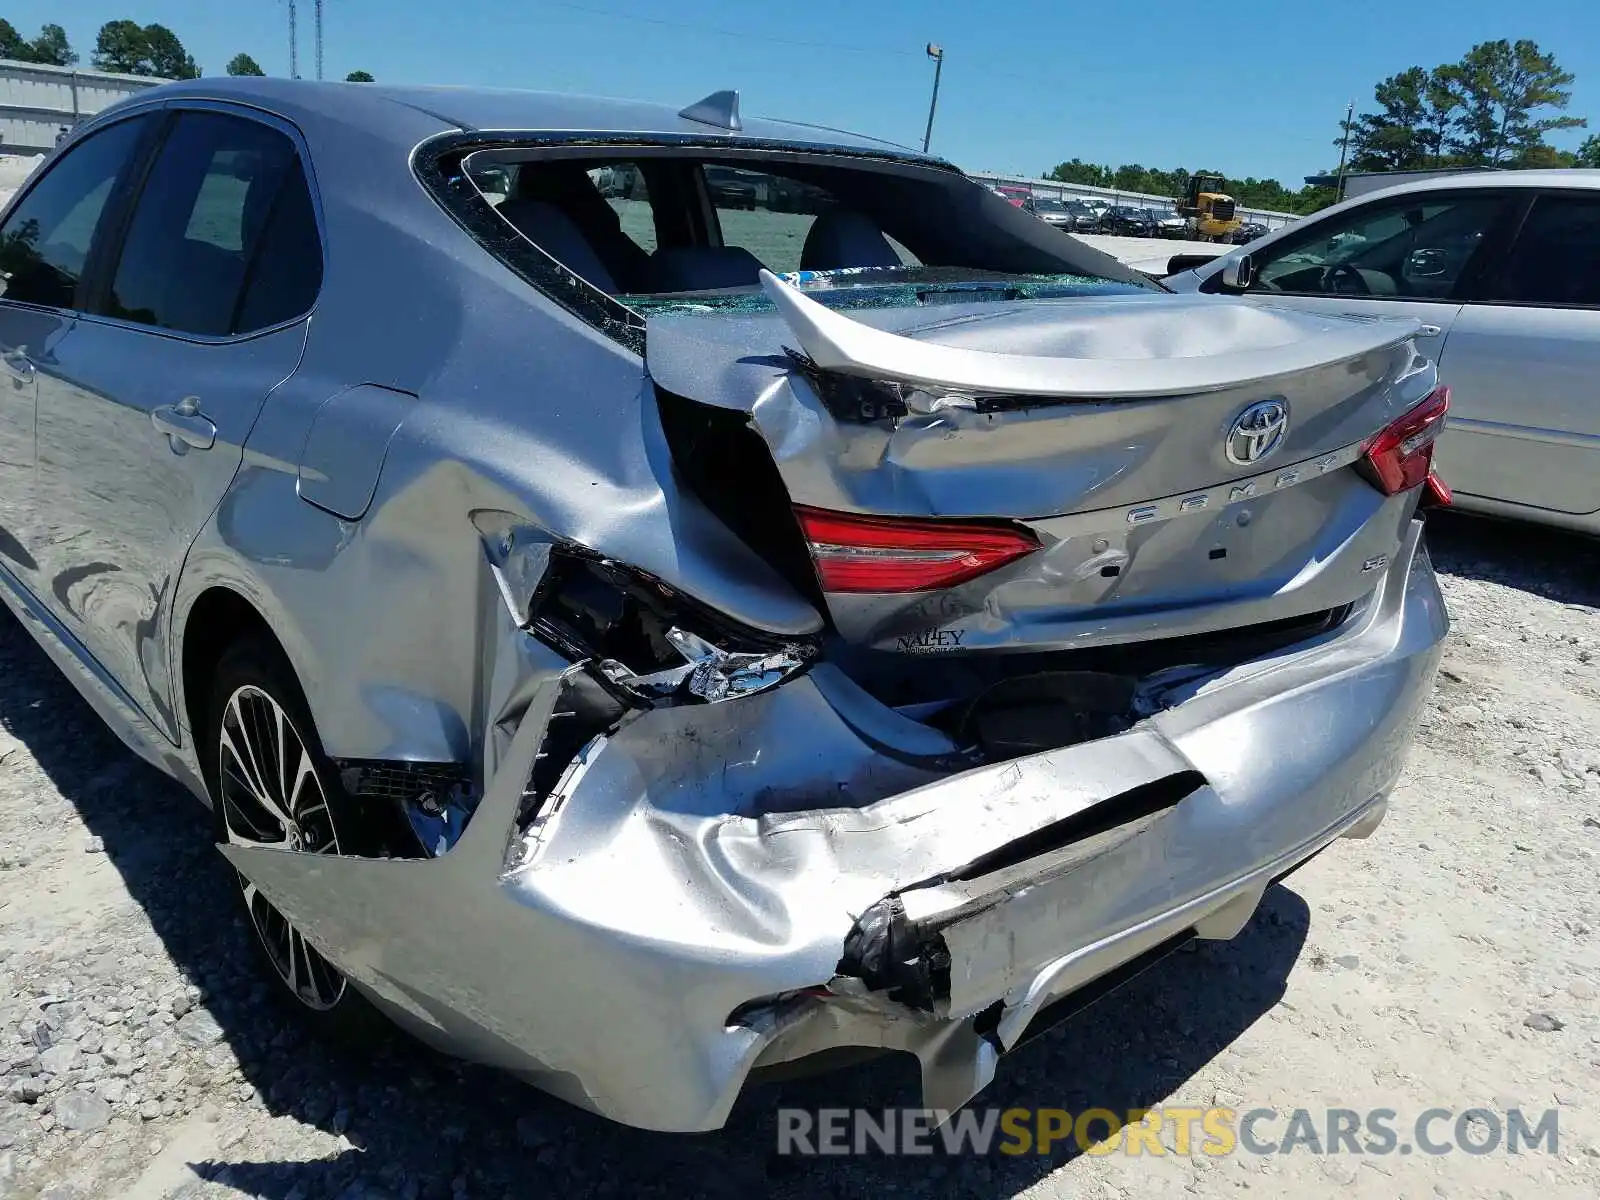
1361 385 1450 496
1423 470 1453 508
793 506 1040 593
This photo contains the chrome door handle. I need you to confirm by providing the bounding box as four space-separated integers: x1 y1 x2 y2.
1418 324 1442 336
1 348 34 381
152 397 217 453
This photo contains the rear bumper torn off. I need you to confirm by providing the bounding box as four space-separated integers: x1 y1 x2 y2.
221 521 1446 1132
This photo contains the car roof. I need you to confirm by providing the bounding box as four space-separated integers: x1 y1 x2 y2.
1349 168 1600 205
106 76 940 162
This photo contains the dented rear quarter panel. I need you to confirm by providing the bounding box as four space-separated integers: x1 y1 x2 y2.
172 99 822 774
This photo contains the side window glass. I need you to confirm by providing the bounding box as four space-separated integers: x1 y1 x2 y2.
1251 196 1503 300
103 111 303 337
1489 196 1600 307
233 158 323 332
0 116 149 310
704 166 918 275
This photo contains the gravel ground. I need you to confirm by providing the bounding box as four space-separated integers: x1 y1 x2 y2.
1 510 1598 1200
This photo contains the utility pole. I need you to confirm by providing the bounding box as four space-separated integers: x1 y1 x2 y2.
288 0 299 78
315 0 324 80
921 43 944 154
1334 100 1354 201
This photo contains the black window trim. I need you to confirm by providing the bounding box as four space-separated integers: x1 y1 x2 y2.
1471 187 1600 314
0 103 165 320
75 97 329 346
1204 187 1527 306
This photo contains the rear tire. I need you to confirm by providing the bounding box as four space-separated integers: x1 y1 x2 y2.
203 638 388 1044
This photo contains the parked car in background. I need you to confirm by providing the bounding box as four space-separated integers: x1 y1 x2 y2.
0 75 1447 1135
1066 198 1101 230
1229 220 1270 244
1153 207 1190 239
995 183 1032 207
1099 205 1155 235
1023 195 1077 229
703 164 758 209
1166 169 1600 534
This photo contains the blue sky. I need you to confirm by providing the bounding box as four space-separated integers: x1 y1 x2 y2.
15 0 1598 186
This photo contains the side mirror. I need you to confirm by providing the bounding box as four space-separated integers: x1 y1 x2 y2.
1165 252 1221 275
1219 254 1256 290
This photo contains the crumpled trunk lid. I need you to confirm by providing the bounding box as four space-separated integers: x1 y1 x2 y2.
648 278 1435 659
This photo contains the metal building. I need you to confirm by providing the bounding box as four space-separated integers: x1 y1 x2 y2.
0 58 167 156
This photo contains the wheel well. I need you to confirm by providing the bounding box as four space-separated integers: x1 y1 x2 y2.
181 587 286 758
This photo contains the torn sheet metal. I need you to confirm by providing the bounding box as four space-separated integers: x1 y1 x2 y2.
219 528 1443 1132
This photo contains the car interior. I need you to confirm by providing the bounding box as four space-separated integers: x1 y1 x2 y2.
484 157 912 294
461 150 1144 298
1251 199 1498 299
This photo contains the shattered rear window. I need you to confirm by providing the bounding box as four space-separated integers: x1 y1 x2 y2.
622 266 1148 317
415 132 1159 354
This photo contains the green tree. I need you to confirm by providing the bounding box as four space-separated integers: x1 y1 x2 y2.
1340 41 1587 172
91 19 148 73
1439 39 1585 165
226 52 265 77
345 69 375 82
0 19 28 60
92 20 199 78
0 19 76 65
1045 158 1109 187
1341 66 1461 171
28 22 74 65
1576 133 1600 167
143 24 199 78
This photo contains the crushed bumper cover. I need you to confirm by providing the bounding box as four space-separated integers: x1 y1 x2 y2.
223 519 1447 1132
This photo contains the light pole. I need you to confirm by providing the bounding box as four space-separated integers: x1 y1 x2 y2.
1334 100 1354 200
288 0 299 79
921 43 944 154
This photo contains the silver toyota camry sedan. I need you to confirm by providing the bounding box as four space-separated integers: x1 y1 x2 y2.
0 78 1448 1132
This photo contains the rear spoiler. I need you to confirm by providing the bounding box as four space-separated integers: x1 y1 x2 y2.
758 269 1419 399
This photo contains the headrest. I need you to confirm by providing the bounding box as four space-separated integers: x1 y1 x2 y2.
800 208 902 271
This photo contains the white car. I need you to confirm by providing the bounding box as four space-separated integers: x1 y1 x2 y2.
1166 170 1600 534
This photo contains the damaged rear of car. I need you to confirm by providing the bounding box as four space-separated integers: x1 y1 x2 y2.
154 85 1454 1134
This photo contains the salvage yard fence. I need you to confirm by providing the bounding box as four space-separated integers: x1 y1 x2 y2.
968 170 1301 230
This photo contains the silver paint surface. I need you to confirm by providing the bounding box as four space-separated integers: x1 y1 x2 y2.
0 77 1450 1131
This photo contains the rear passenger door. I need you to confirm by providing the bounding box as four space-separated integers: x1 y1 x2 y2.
39 104 323 738
1431 191 1600 515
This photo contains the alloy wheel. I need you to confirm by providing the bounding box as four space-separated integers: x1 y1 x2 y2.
217 684 347 1011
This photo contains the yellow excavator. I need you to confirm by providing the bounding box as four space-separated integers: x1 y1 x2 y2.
1176 173 1242 242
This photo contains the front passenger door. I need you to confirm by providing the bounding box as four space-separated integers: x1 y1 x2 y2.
39 107 323 739
0 114 155 590
1229 192 1515 366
